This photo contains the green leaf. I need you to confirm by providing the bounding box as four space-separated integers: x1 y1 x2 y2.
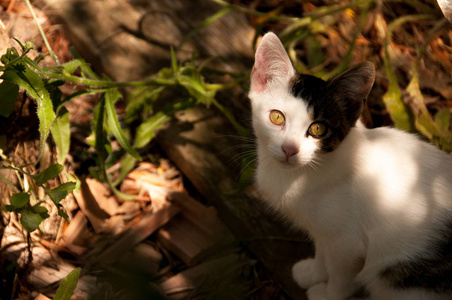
62 60 82 75
1 66 56 159
0 81 19 117
157 67 174 79
31 163 63 186
382 54 412 131
435 108 450 132
104 89 142 160
32 205 48 214
51 108 71 164
54 267 81 300
1 205 16 212
134 100 193 149
113 153 137 186
70 47 99 80
23 56 46 77
134 110 171 149
407 63 442 138
93 96 108 161
32 205 50 219
171 47 178 75
10 192 30 208
20 207 44 232
58 209 69 221
45 80 64 111
0 47 20 65
46 182 76 205
126 86 165 123
178 74 215 106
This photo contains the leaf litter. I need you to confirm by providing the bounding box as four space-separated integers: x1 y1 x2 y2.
1 0 452 299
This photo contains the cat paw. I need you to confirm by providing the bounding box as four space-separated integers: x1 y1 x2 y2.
292 258 328 289
306 282 328 300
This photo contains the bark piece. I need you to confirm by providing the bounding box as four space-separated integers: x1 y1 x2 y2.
73 179 110 233
116 242 163 276
159 253 246 300
85 178 119 216
97 203 181 265
29 248 97 299
157 192 235 266
61 211 92 256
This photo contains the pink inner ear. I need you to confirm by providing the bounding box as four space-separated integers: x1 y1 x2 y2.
250 32 294 94
250 50 271 93
251 64 268 93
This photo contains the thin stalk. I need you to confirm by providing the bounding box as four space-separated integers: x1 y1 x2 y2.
304 0 372 19
25 0 60 65
418 18 449 60
280 0 372 42
46 72 176 88
211 98 249 137
48 71 235 91
385 0 439 15
204 82 237 91
321 1 372 79
384 14 437 49
0 174 20 193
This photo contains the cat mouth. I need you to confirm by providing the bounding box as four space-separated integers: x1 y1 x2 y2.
278 158 296 168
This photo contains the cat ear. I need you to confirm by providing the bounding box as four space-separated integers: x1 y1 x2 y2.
250 32 295 93
327 61 375 124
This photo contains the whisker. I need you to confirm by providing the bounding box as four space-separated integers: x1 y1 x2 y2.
306 157 322 172
235 156 258 181
215 134 256 143
218 142 256 159
227 149 257 168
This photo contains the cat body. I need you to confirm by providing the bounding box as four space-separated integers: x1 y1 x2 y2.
249 32 452 300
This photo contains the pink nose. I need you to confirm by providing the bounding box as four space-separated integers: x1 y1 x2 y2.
282 143 299 159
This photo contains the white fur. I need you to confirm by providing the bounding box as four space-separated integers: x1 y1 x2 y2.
249 33 452 300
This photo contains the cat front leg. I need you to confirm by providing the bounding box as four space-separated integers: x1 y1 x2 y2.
292 247 328 289
318 249 363 300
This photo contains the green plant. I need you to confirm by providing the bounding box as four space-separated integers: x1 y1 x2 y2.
0 36 246 200
0 161 75 232
54 267 81 300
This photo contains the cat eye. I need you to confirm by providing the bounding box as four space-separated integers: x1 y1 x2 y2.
308 122 328 138
269 110 285 125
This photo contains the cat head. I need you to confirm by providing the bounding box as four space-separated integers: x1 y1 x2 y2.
249 32 375 168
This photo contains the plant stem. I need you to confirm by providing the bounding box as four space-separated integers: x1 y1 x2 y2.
211 98 249 137
25 0 60 65
418 18 448 60
46 72 176 88
384 14 437 49
281 0 372 40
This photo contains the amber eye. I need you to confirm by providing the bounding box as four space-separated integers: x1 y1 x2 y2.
269 110 285 125
308 122 327 138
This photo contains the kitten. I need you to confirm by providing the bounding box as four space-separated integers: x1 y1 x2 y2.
249 32 452 300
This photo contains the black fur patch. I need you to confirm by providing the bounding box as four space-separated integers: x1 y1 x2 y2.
380 221 452 293
289 73 362 152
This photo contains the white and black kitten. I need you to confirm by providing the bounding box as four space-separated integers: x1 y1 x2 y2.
249 32 452 300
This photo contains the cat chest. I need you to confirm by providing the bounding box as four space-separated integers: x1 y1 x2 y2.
256 167 360 234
